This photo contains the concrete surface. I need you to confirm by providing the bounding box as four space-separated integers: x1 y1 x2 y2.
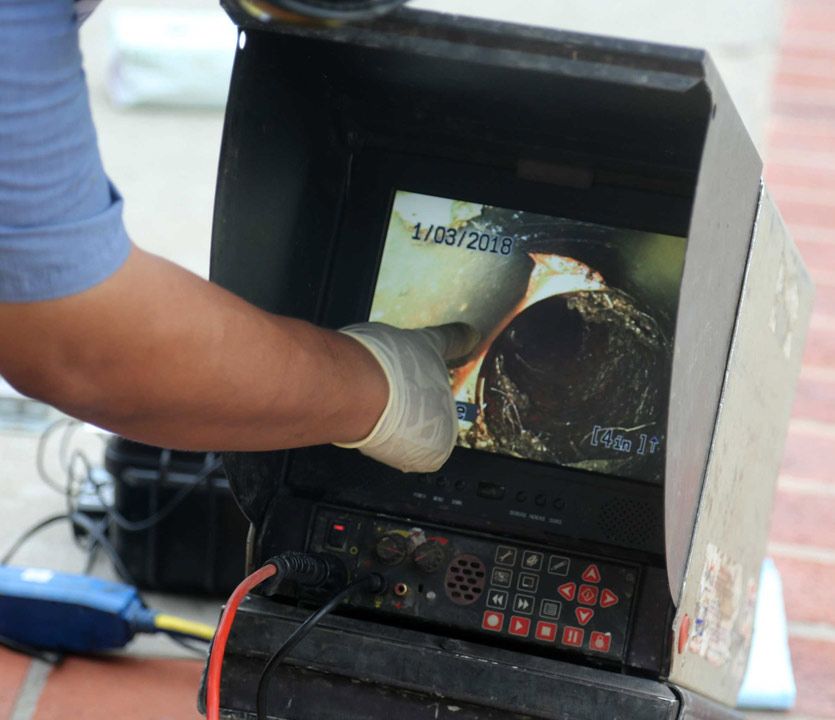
0 424 222 661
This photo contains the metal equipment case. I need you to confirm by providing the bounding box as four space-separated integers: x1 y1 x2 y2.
105 438 248 595
206 6 813 718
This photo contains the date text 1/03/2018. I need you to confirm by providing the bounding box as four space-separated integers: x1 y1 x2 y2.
411 222 515 256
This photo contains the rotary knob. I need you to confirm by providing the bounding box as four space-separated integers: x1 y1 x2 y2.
375 533 409 566
413 540 447 573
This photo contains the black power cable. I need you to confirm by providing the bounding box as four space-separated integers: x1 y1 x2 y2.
35 418 77 493
1 512 133 584
94 455 223 533
35 419 223 536
255 574 383 720
0 634 62 665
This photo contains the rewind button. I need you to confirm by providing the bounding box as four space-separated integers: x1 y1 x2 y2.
486 590 509 610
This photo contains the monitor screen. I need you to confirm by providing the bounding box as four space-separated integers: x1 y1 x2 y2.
369 191 686 484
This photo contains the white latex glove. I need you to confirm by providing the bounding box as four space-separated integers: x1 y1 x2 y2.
335 322 480 473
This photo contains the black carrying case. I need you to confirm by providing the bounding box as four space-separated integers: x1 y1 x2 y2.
105 437 249 596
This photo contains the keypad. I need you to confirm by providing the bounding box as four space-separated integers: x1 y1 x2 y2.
481 542 636 659
308 509 636 663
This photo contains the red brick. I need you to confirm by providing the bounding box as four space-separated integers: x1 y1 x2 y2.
784 7 835 35
776 69 835 93
32 656 203 720
774 89 835 121
767 162 835 189
771 489 835 549
812 292 835 318
768 6 835 718
771 188 835 213
768 149 835 184
802 317 835 366
794 240 835 280
784 2 835 34
776 55 835 79
780 199 835 230
768 119 835 157
780 33 835 65
813 281 835 316
786 636 835 718
780 424 835 483
768 183 835 209
772 556 835 626
792 367 835 423
0 647 31 719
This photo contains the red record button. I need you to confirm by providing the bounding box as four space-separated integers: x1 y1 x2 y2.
578 584 599 606
575 607 595 626
482 611 505 633
590 631 612 653
581 564 602 584
600 589 619 608
562 626 585 648
557 582 576 602
535 621 557 643
508 616 531 638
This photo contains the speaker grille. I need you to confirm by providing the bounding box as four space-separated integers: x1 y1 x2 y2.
445 554 487 606
598 498 661 550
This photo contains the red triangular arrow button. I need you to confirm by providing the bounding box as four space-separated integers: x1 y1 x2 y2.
581 564 601 583
558 582 576 602
575 607 594 626
600 589 619 608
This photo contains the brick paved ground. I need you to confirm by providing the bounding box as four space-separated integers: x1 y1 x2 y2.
2 1 835 719
765 0 835 718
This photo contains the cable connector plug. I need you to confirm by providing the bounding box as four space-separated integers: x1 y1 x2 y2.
261 552 348 596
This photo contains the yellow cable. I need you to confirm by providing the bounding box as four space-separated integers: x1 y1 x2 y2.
154 613 216 642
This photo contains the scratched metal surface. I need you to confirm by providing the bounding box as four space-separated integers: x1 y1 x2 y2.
668 187 814 704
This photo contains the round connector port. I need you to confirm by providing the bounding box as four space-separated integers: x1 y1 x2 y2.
393 582 409 597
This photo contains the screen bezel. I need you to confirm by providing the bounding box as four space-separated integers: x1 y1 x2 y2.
320 148 691 490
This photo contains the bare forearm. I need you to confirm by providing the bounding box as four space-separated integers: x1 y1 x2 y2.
0 246 387 450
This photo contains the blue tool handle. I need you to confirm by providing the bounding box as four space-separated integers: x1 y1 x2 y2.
0 565 156 652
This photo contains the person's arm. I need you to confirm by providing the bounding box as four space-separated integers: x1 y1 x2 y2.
0 244 389 450
0 0 383 451
0 0 476 472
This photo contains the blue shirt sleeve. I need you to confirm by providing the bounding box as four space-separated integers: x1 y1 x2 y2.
0 0 131 302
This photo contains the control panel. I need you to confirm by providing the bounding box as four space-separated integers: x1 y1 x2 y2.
307 507 639 662
289 447 665 556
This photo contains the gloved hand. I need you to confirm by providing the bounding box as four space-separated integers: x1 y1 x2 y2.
335 322 480 473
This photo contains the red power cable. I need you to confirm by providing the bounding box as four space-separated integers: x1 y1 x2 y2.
206 564 277 720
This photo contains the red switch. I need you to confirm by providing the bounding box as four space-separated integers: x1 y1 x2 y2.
600 589 619 608
482 611 505 633
562 626 584 648
578 584 599 606
581 564 601 584
535 621 557 643
558 582 576 602
589 631 612 653
508 616 531 638
575 607 594 626
326 521 349 549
